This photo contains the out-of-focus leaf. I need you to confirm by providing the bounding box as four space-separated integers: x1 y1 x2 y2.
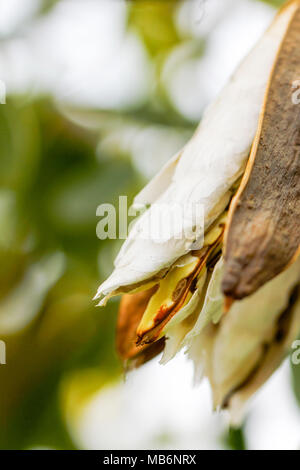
0 97 124 449
0 100 40 193
0 265 120 449
259 0 285 7
44 161 136 234
128 0 181 57
38 0 60 15
0 252 65 335
2 371 77 450
224 426 247 450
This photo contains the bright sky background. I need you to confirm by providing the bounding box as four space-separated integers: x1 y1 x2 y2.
0 0 274 116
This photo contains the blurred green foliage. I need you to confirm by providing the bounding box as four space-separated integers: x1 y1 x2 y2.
261 0 286 6
129 0 181 57
0 99 128 449
224 427 247 451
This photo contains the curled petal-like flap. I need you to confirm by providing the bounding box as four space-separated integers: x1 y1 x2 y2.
132 151 182 208
185 257 224 343
227 287 300 426
210 256 300 410
159 270 207 365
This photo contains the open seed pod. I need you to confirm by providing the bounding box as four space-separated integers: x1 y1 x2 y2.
96 0 300 422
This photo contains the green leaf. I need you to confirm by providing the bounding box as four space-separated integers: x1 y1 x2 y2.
225 426 247 450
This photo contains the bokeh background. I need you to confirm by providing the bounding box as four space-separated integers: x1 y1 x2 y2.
0 0 299 450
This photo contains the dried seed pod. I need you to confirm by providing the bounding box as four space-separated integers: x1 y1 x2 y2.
223 4 300 300
94 2 295 305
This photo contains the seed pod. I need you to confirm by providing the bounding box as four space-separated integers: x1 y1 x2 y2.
94 2 295 305
223 3 300 300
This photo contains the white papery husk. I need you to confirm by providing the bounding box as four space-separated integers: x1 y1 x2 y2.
159 267 208 365
159 257 223 364
95 2 297 304
186 256 300 425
